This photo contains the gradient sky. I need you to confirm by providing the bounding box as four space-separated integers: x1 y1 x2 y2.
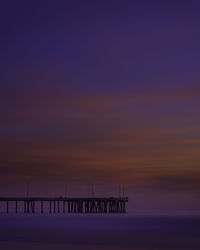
0 0 200 210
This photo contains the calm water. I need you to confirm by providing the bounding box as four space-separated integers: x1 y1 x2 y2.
0 213 200 250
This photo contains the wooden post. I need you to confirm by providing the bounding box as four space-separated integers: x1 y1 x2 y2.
57 200 60 213
54 200 56 213
122 201 125 213
27 201 30 213
6 201 9 213
24 201 26 213
16 200 18 213
41 200 43 213
31 201 35 213
50 200 52 213
103 200 107 213
68 201 70 213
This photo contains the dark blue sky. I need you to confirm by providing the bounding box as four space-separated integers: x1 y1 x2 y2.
0 0 200 209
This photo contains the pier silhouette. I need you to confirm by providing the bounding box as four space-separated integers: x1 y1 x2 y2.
0 197 128 214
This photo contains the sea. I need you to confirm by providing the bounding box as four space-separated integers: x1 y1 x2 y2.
0 211 200 250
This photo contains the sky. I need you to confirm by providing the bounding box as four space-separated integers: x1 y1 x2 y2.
0 0 200 210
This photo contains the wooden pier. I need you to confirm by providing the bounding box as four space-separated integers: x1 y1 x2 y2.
0 197 128 214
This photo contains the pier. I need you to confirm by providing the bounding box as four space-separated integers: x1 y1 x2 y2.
0 197 128 214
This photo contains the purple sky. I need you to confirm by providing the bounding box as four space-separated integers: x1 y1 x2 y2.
0 0 200 210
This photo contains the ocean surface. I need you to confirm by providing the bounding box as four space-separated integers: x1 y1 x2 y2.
0 212 200 250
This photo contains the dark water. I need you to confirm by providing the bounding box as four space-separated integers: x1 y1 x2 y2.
0 213 200 250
